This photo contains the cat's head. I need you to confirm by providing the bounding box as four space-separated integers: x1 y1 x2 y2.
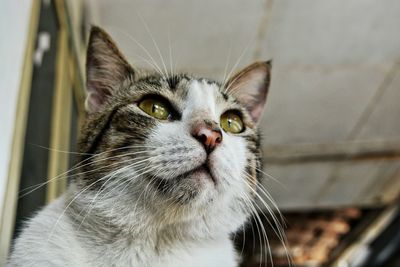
76 26 271 237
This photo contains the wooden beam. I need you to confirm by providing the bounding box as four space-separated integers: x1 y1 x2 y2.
46 28 71 202
263 140 400 164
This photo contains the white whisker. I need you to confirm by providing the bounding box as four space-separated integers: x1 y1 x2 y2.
137 14 169 78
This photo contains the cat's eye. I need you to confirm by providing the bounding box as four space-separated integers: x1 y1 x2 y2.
220 111 244 134
138 97 171 120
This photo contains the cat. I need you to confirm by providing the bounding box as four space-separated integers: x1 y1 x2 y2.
8 26 272 267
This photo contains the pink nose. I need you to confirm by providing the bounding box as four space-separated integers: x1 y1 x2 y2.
193 124 223 153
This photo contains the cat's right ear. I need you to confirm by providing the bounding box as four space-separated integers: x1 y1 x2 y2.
85 26 135 113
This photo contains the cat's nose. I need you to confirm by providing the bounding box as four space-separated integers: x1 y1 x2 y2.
192 123 223 153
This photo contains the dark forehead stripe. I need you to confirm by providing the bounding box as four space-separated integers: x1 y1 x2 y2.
166 74 186 90
197 77 221 86
220 91 229 100
166 75 179 89
137 75 163 87
165 73 191 91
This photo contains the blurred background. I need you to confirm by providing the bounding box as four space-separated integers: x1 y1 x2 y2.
1 0 400 266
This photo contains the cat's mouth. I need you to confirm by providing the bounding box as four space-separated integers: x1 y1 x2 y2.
152 161 217 186
190 163 217 185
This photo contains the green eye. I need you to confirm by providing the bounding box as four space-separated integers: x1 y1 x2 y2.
220 111 244 134
138 98 171 120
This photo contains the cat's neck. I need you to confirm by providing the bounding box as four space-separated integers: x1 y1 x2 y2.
65 183 223 251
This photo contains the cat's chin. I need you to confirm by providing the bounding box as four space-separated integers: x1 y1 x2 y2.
144 161 219 206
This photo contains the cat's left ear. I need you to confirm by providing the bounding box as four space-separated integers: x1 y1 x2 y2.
85 26 135 113
225 61 271 124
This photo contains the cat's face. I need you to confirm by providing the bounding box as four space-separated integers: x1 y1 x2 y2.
77 26 271 236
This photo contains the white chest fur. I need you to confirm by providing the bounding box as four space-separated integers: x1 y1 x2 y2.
8 196 238 267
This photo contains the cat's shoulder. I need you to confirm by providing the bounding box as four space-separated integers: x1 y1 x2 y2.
8 196 86 266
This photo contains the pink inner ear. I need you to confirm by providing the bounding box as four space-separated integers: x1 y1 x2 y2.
250 102 266 123
85 91 107 113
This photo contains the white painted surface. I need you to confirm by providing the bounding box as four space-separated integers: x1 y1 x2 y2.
261 0 400 65
0 0 33 217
